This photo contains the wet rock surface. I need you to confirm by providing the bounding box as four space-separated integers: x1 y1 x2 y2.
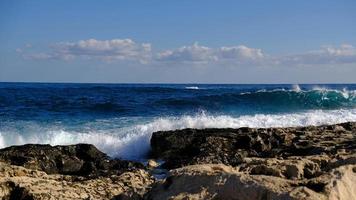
150 122 356 169
0 143 144 178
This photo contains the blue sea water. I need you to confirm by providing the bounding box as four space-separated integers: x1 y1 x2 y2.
0 83 356 160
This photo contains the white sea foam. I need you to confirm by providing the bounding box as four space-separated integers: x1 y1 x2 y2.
253 85 356 97
310 87 356 100
185 86 199 90
1 109 356 160
292 84 302 92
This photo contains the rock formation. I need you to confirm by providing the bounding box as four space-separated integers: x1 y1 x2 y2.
150 122 356 169
148 122 356 199
146 164 356 200
0 122 355 199
0 143 144 178
0 161 153 200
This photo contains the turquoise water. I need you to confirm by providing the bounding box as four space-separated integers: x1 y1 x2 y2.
1 83 355 160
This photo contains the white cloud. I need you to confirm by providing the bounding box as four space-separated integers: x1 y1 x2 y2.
280 44 356 65
156 43 265 64
322 44 356 56
156 42 217 63
18 40 356 67
218 45 264 60
22 39 152 63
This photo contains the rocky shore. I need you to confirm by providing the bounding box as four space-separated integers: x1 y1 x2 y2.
0 122 355 199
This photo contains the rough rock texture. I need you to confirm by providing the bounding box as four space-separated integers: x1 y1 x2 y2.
0 122 355 199
145 164 356 200
147 122 356 199
0 161 154 200
150 122 356 169
0 144 144 178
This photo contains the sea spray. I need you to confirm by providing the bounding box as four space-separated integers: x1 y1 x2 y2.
1 108 356 159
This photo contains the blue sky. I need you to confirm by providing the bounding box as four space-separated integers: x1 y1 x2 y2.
1 0 356 83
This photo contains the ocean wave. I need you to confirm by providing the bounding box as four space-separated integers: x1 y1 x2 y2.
1 109 356 160
2 85 355 119
185 86 200 90
217 85 356 109
156 87 356 111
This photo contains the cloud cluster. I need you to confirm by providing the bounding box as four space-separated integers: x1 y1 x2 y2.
218 45 264 60
280 44 356 66
23 39 152 63
18 39 356 67
157 43 217 63
156 43 264 64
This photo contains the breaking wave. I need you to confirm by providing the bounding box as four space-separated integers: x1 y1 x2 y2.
1 109 355 160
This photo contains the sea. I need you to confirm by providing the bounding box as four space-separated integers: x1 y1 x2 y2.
0 83 355 160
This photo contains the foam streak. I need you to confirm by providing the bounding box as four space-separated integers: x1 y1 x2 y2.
1 109 356 159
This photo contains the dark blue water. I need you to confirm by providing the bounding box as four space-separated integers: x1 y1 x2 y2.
1 83 355 120
0 83 356 159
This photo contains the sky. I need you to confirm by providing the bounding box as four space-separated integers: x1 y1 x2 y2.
0 0 356 83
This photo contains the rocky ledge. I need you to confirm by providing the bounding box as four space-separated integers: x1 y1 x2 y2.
0 161 153 200
0 143 144 178
0 144 153 199
149 122 356 199
0 122 355 199
151 122 356 169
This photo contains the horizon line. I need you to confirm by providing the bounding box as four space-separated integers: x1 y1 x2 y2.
1 81 356 85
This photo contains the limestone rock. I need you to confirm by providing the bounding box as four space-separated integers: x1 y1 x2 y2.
0 143 144 178
150 122 356 169
0 161 154 200
147 159 159 169
145 164 356 200
0 122 355 199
